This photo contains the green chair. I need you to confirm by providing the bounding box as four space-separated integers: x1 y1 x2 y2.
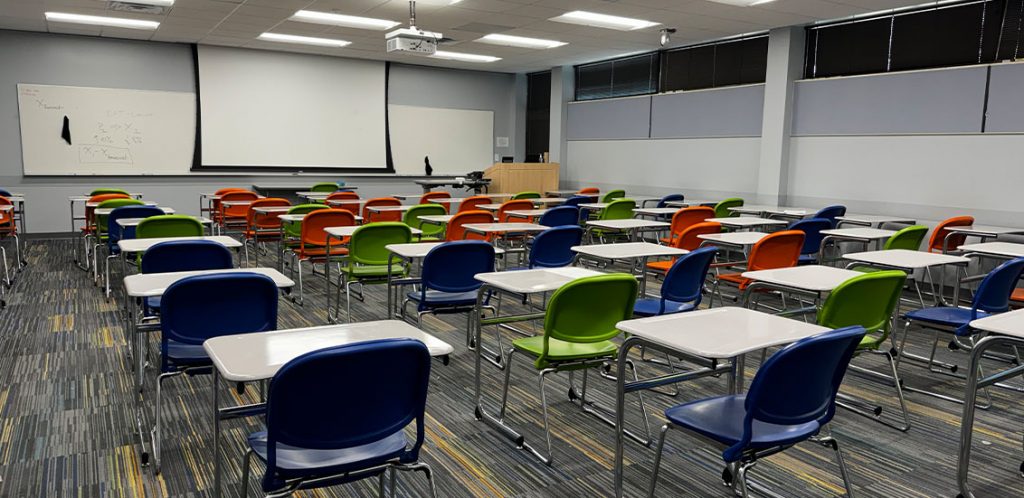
137 215 204 239
601 189 626 203
497 273 650 465
403 204 447 241
337 222 412 322
713 197 744 218
90 188 130 196
817 270 910 431
92 198 144 282
883 225 929 251
512 191 541 200
283 204 329 240
310 182 339 193
590 199 637 243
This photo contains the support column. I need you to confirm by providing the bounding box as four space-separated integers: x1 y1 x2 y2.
549 65 573 178
757 26 805 205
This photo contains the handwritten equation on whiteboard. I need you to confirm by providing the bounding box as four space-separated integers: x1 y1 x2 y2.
79 145 133 165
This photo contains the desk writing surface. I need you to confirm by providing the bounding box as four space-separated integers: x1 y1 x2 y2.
325 226 422 237
952 226 1024 237
475 267 603 294
742 265 862 292
697 232 768 246
837 214 916 224
386 242 504 258
505 209 549 218
418 215 455 224
970 308 1024 338
94 207 173 216
463 222 548 233
958 242 1024 258
572 242 687 259
843 249 970 269
633 208 679 216
585 219 670 230
116 216 211 227
820 228 895 240
118 236 241 253
124 267 293 297
706 217 787 227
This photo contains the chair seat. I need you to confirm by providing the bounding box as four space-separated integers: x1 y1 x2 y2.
343 264 406 279
904 307 988 335
1012 288 1024 303
248 429 407 476
244 229 282 239
632 298 696 317
512 336 617 364
145 296 161 310
165 339 210 364
659 236 675 245
797 254 818 265
646 260 675 272
665 395 820 458
717 272 752 290
294 245 349 259
407 289 479 308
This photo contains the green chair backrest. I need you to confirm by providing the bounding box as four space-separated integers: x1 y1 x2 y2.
136 215 203 239
95 198 144 235
90 188 130 196
817 270 907 347
599 199 636 221
512 191 541 200
403 204 447 237
284 203 329 238
884 225 929 251
310 182 339 193
349 222 413 266
714 198 744 218
538 273 637 367
601 189 626 203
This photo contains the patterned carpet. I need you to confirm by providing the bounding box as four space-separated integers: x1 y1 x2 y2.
1 238 1023 497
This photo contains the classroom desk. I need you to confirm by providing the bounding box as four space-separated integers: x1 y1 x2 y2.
664 199 717 208
415 178 491 193
836 214 916 228
817 227 897 265
117 236 242 275
578 202 608 210
205 319 452 497
740 265 862 311
93 206 172 217
843 249 970 307
632 207 678 219
384 241 505 318
71 192 143 232
584 219 670 242
251 184 358 196
462 222 548 238
418 214 454 227
3 195 26 243
477 203 504 211
941 226 1024 254
531 197 568 205
504 209 549 221
697 231 768 254
958 308 1024 498
275 214 364 271
546 189 585 197
957 241 1024 259
730 205 814 221
325 199 368 207
705 216 788 231
116 216 212 235
571 242 687 296
367 205 414 214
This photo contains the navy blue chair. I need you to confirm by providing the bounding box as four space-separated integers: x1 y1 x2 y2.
562 195 597 207
140 240 234 312
648 326 866 497
537 205 579 227
634 246 717 316
526 226 583 269
241 338 437 497
0 189 12 197
788 218 833 265
656 194 684 208
154 272 278 472
103 205 165 296
814 205 847 228
404 241 495 327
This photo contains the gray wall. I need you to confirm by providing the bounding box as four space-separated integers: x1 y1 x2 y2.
0 29 524 233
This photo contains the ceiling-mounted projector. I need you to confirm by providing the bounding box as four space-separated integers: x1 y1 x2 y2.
386 1 440 56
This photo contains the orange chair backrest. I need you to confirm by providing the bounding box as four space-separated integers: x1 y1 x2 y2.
363 197 402 222
447 210 494 241
578 187 600 195
301 209 356 248
420 192 452 213
747 230 805 272
459 196 492 213
215 187 248 195
498 200 535 222
220 191 260 218
928 216 974 253
670 206 715 237
0 196 14 228
247 198 291 229
326 191 360 202
675 222 721 251
86 193 130 228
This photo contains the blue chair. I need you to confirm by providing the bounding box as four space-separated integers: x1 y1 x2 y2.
656 194 684 208
788 218 833 265
0 189 12 197
154 272 278 472
526 226 583 269
537 205 579 227
563 195 597 207
240 338 437 498
634 246 717 316
404 241 495 328
142 240 234 274
648 326 866 497
814 205 847 228
103 205 165 296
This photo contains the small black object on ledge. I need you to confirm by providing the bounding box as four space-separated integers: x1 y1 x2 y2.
424 156 433 176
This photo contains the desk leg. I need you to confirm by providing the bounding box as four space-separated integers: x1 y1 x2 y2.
639 256 649 298
212 369 222 498
729 354 746 394
387 253 394 319
325 235 332 323
613 337 639 498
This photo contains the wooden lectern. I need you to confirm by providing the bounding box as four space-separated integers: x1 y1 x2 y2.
483 162 559 194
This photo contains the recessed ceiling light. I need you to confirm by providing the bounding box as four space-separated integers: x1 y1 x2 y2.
477 33 566 49
550 11 659 31
44 12 160 30
291 10 400 30
258 32 351 48
115 0 174 6
705 0 777 6
432 51 501 63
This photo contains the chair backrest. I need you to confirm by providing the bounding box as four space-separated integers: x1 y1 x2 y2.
310 182 339 193
420 191 451 212
727 326 865 462
421 241 494 295
577 187 600 195
529 226 584 268
446 210 493 241
0 189 12 197
599 199 637 221
660 246 717 310
673 222 721 251
538 206 579 227
542 274 637 362
90 188 130 196
284 203 329 238
498 200 535 222
95 198 145 234
747 230 804 272
137 215 204 239
788 218 834 256
656 194 684 208
247 198 291 229
141 240 234 274
972 257 1024 316
669 206 715 238
161 273 277 349
884 225 929 251
512 191 541 200
263 338 430 491
601 189 626 203
458 195 493 213
813 205 847 228
220 191 260 218
301 209 356 248
85 193 131 230
0 196 11 228
817 271 907 341
928 216 975 253
215 187 248 195
713 198 744 218
349 222 413 266
108 205 164 244
403 204 448 237
326 191 360 202
563 195 598 207
363 197 402 222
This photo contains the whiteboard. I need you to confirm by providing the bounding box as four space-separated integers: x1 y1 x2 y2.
388 105 493 175
17 84 195 175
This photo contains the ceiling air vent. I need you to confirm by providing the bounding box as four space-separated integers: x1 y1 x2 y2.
108 1 171 15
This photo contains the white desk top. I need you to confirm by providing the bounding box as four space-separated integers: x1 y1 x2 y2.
572 242 687 259
633 207 679 216
4 196 24 203
326 199 367 206
665 200 716 208
124 267 293 297
532 197 567 205
617 307 828 359
73 193 143 201
116 216 211 227
837 214 916 225
727 205 779 215
958 242 1024 258
586 219 670 230
546 190 584 196
418 214 455 224
706 216 788 228
118 236 242 253
251 206 292 214
970 308 1024 338
94 206 173 216
742 265 863 293
463 222 548 234
296 192 330 197
392 193 429 200
505 209 549 218
88 201 157 208
475 267 603 294
325 225 422 237
368 205 414 213
221 200 261 207
844 249 970 269
820 227 896 240
951 226 1024 237
478 203 503 211
697 232 768 246
278 213 362 223
0 205 11 211
578 203 609 210
386 241 504 258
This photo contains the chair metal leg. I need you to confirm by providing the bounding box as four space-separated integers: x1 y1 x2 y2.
393 462 438 498
837 350 911 432
646 424 670 498
293 256 304 306
378 469 386 498
498 348 516 421
536 367 557 465
241 448 254 498
736 461 756 498
152 370 183 474
818 431 855 497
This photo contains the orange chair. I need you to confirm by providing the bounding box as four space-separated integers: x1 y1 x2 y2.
928 216 974 253
218 191 260 233
420 191 452 213
290 209 356 304
212 187 249 224
446 210 494 241
661 206 715 245
578 187 600 195
458 195 493 213
647 222 722 274
712 230 805 305
1012 289 1024 307
243 198 291 266
497 200 535 222
0 196 19 285
78 193 131 271
363 197 403 223
326 191 361 215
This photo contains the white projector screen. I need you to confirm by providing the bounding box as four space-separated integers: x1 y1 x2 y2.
197 46 387 170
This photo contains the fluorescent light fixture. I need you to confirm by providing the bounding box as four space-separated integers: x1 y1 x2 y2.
258 32 351 48
705 0 777 6
118 0 175 6
432 51 501 63
477 33 566 49
550 11 659 31
291 10 400 30
44 12 159 29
